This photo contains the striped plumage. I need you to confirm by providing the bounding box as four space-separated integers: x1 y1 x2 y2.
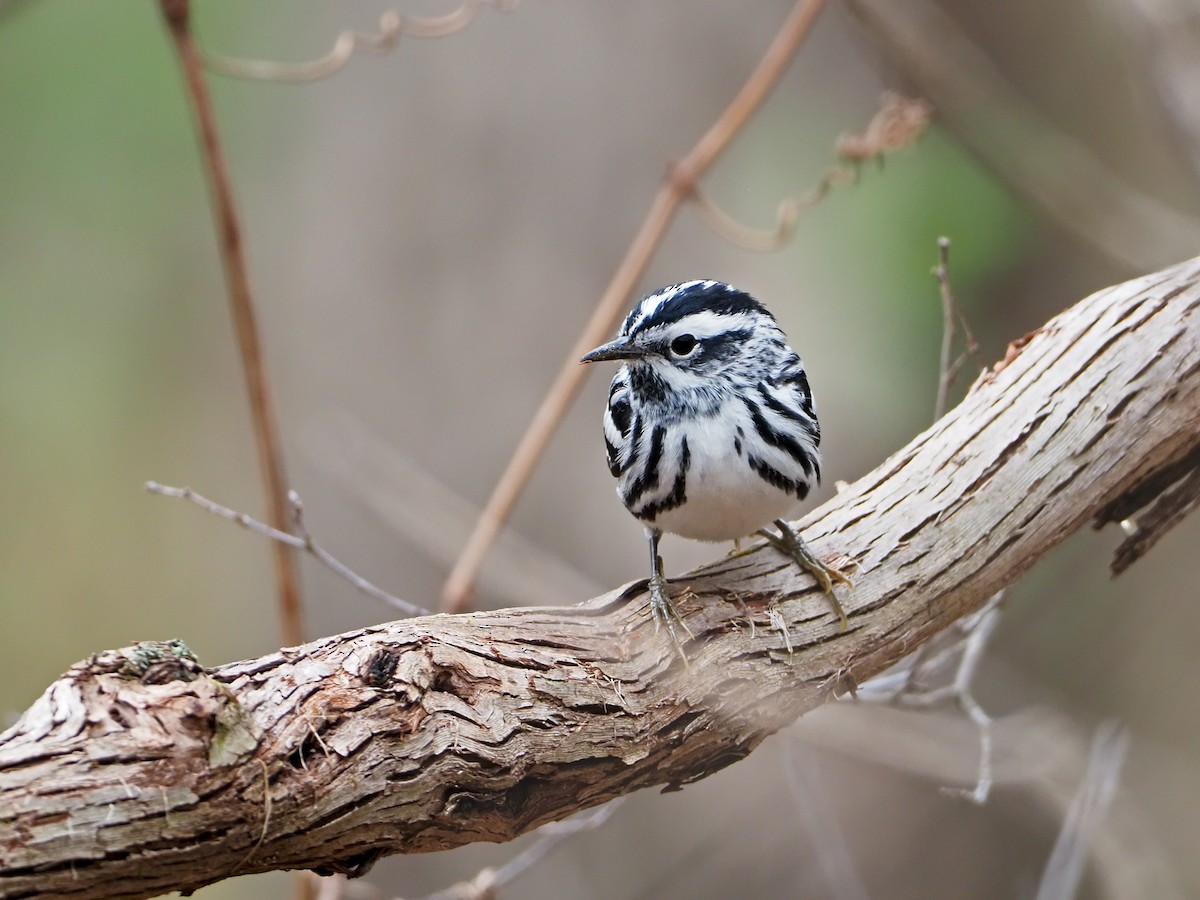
582 280 849 649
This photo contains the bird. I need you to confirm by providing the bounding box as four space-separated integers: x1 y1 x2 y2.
580 279 851 653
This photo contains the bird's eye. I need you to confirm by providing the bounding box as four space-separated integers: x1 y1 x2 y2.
670 334 697 356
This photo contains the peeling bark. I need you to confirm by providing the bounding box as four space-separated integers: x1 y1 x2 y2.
2 258 1200 899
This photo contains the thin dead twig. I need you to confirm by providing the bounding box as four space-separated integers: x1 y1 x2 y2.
443 0 830 612
1036 721 1130 900
932 237 981 421
159 0 304 646
691 92 932 252
200 1 517 82
414 800 624 900
858 591 1006 803
855 262 991 800
689 166 849 253
146 481 428 619
305 414 600 608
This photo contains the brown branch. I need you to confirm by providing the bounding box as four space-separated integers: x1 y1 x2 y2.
160 0 304 646
3 258 1200 898
442 0 829 611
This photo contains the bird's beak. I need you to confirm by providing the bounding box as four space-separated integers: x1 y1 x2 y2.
580 336 643 364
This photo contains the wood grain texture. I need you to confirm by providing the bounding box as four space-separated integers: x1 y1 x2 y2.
3 258 1200 899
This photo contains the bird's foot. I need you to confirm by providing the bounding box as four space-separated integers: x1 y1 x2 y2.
758 521 852 630
648 572 693 663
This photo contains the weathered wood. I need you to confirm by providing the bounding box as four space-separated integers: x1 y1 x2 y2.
2 258 1199 899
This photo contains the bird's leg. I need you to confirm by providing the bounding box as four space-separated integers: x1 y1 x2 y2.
644 527 693 659
724 536 757 560
758 519 852 630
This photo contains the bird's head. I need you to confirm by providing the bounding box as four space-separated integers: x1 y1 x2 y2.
580 281 781 392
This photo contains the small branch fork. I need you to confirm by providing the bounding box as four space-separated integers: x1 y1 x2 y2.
199 1 517 82
858 592 1006 803
146 482 428 619
159 0 304 646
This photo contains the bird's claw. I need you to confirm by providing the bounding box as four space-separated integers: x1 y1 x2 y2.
760 522 852 631
648 573 693 663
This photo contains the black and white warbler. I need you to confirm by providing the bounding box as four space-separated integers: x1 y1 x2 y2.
581 280 851 650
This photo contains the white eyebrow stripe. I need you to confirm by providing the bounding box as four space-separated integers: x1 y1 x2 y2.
641 310 762 340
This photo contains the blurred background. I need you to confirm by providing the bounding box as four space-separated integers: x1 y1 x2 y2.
2 0 1198 897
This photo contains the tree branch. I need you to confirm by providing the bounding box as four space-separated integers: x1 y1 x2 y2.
3 258 1200 898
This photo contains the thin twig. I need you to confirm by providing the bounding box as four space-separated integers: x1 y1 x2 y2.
857 591 1006 804
691 92 932 252
932 237 981 421
1036 721 1130 900
305 413 600 608
413 800 624 900
199 1 516 82
688 168 847 252
784 746 872 900
943 599 1001 804
442 0 829 612
146 482 428 618
159 0 304 646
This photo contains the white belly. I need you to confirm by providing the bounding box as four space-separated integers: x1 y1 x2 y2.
644 414 800 542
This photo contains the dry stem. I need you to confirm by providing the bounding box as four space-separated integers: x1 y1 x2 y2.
159 0 304 646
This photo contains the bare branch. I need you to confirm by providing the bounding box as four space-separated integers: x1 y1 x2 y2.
414 800 624 900
1108 457 1200 574
687 176 840 253
146 482 428 618
942 596 1002 804
304 414 600 608
859 592 1005 803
